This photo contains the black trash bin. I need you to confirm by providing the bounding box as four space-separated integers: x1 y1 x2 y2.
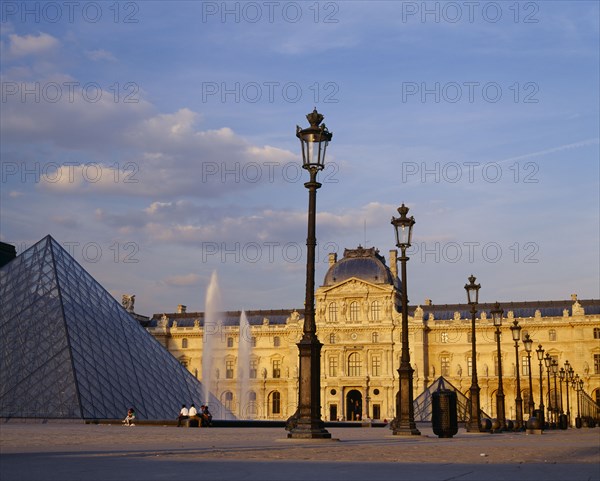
432 389 458 438
558 413 568 430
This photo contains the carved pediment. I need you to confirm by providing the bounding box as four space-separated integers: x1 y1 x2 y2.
319 277 391 295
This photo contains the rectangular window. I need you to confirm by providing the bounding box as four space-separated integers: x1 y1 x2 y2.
441 332 449 343
467 331 472 344
467 358 472 376
441 356 450 377
549 329 556 341
273 336 280 347
227 337 234 348
328 357 338 377
522 356 530 376
272 360 281 379
594 354 600 375
249 360 257 379
594 328 600 339
371 355 381 377
226 360 234 379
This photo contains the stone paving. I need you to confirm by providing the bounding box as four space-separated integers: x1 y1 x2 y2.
1 422 599 481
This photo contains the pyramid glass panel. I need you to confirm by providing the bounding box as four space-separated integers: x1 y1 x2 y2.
1 235 230 419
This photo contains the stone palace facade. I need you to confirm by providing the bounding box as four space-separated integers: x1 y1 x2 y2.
146 246 600 422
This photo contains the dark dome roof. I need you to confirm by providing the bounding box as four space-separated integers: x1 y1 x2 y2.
323 246 399 287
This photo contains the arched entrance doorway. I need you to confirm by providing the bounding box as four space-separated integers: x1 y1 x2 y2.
346 389 362 421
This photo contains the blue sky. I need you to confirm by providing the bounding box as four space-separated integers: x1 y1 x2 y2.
1 1 598 315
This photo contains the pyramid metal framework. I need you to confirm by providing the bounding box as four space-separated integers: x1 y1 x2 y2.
0 235 228 420
413 376 491 423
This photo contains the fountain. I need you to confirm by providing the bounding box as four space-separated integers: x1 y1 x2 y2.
201 271 223 408
237 310 252 419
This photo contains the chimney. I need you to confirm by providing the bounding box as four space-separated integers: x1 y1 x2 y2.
389 249 398 278
328 252 337 267
177 304 187 314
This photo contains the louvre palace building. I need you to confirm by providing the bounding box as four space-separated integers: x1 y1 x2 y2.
147 246 600 423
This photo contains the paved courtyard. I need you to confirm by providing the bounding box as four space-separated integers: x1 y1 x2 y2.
1 422 599 481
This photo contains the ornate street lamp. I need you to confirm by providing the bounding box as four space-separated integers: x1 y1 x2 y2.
551 359 559 427
544 353 552 426
287 109 332 439
558 366 567 429
565 362 574 427
509 319 523 430
523 334 535 416
535 345 545 427
390 203 420 436
465 275 482 432
491 302 506 431
573 375 583 428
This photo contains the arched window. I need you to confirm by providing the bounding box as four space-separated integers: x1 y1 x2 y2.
372 332 379 343
271 391 281 414
370 301 380 321
348 352 362 377
329 332 336 344
350 302 360 322
181 338 188 349
329 302 337 322
248 391 257 402
223 391 233 410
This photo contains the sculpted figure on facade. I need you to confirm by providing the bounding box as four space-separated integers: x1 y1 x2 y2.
122 294 135 312
414 305 424 321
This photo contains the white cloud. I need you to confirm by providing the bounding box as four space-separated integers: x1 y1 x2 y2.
163 273 201 287
85 49 117 62
8 32 59 57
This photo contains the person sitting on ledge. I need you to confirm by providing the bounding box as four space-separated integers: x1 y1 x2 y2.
122 407 135 426
200 405 213 427
177 404 189 427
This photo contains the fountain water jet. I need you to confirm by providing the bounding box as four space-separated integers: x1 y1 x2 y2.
237 310 252 419
202 271 223 407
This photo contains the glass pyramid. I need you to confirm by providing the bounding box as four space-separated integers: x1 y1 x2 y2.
413 376 491 423
0 235 228 420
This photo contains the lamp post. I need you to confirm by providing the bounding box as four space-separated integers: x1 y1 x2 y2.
536 345 545 427
523 334 535 416
390 203 420 436
558 366 566 429
551 359 559 427
509 320 523 430
287 109 332 439
565 362 573 427
465 275 482 432
544 353 552 426
491 302 506 431
573 375 582 428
